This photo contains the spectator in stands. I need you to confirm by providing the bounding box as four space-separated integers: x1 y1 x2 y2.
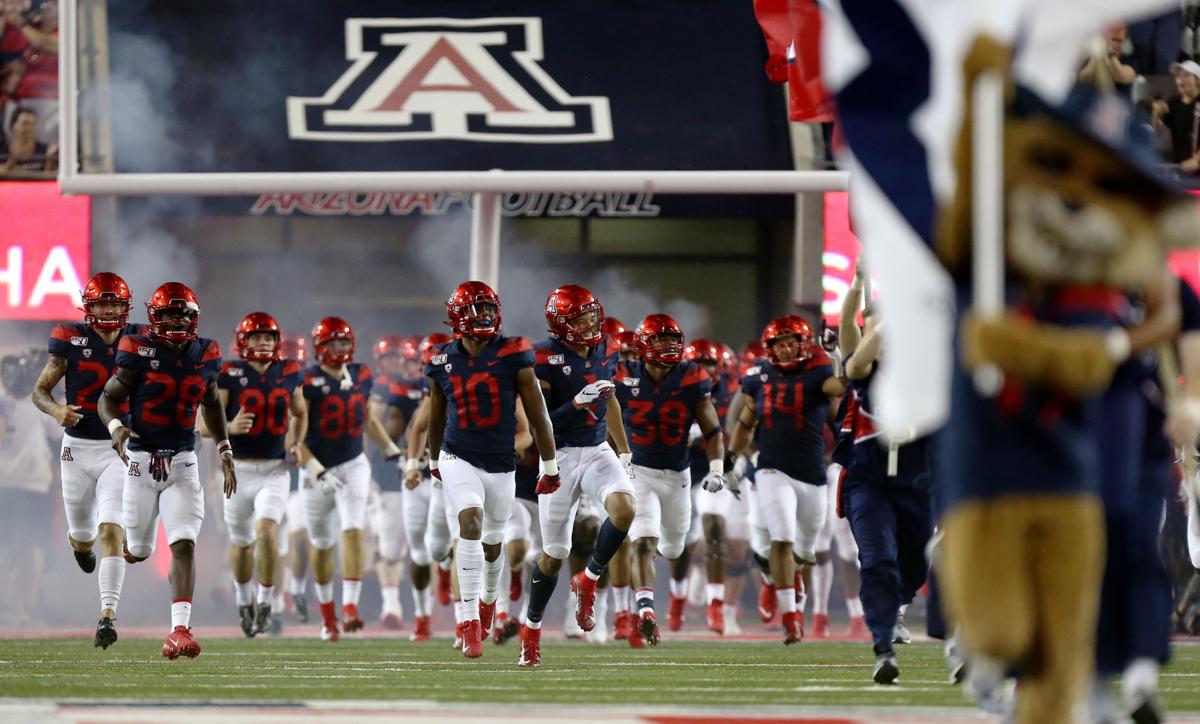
1078 23 1138 94
3 0 57 147
1152 60 1200 173
0 105 54 173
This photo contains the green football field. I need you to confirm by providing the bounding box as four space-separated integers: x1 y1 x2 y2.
2 637 1199 713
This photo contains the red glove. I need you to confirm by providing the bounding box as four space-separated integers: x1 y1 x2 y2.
535 473 561 495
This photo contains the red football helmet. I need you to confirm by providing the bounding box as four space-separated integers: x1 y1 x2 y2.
546 285 605 346
235 312 281 362
80 272 133 333
615 330 640 359
420 332 453 364
312 316 355 365
446 281 501 340
280 332 307 363
719 343 737 375
636 314 685 365
146 282 200 343
762 316 816 371
740 340 768 375
684 338 722 367
373 334 407 376
602 317 626 339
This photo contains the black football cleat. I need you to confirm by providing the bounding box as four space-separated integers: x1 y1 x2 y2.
239 604 257 638
74 549 97 574
294 593 310 623
94 617 118 649
253 603 272 636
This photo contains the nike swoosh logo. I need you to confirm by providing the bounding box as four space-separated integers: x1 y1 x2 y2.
487 361 500 366
184 462 196 467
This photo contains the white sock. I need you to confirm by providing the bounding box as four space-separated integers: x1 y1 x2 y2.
594 586 608 627
171 600 192 629
382 585 401 614
414 586 432 617
525 617 542 630
899 603 909 618
288 574 306 596
481 555 503 605
706 582 726 603
234 579 253 607
453 600 465 624
98 556 125 613
812 560 832 616
668 577 688 599
256 583 273 606
315 581 334 604
726 604 738 620
342 578 362 606
776 588 797 614
847 597 864 618
1123 657 1160 699
613 585 631 613
273 586 285 610
456 538 483 621
796 590 808 615
566 589 579 624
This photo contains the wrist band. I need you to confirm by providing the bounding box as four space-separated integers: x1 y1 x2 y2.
709 458 725 475
1105 328 1132 362
304 458 325 478
107 418 125 435
217 439 232 455
405 458 420 474
542 458 559 476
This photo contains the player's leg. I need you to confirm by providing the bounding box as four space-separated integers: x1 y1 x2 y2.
478 469 515 639
403 479 433 639
843 480 902 680
159 450 205 660
572 444 636 632
285 490 312 622
60 435 100 572
745 481 776 624
629 465 664 645
332 455 372 633
830 495 867 636
810 470 840 638
223 462 260 637
249 460 288 634
756 469 800 643
609 538 634 641
303 472 341 640
565 509 599 639
375 490 407 630
439 453 489 658
498 499 532 643
654 468 694 643
93 450 127 648
425 482 454 606
794 478 829 632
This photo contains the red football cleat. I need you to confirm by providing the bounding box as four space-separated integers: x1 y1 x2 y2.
453 622 465 650
318 601 340 642
782 611 804 645
410 615 431 642
569 572 597 632
706 599 726 635
758 579 777 623
517 625 541 668
627 614 646 649
162 626 201 659
492 612 509 644
342 604 364 633
436 566 452 606
614 611 632 640
638 611 661 646
848 615 869 639
667 595 687 631
509 568 523 603
380 612 403 631
461 619 483 658
479 600 496 632
811 613 830 639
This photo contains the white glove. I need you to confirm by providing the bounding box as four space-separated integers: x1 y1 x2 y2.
574 379 616 407
319 472 347 496
701 471 725 493
619 451 633 478
732 455 748 481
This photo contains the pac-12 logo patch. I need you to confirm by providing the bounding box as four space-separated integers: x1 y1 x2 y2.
286 18 612 143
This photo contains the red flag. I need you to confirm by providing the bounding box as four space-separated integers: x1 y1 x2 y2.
753 0 834 122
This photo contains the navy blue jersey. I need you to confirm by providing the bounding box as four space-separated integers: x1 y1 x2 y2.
115 334 222 453
534 337 619 448
740 352 834 485
426 335 535 473
376 374 424 429
843 365 931 489
615 360 712 472
219 359 302 460
303 363 373 468
48 322 140 440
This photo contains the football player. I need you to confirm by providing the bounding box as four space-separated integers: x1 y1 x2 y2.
296 316 403 641
278 332 313 623
684 337 747 634
523 285 636 664
730 316 846 644
404 281 559 660
32 272 139 648
98 282 236 660
368 334 425 630
615 315 725 645
214 313 304 637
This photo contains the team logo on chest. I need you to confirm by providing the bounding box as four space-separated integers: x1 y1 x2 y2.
444 363 453 373
82 348 92 359
562 365 572 376
286 18 612 143
239 377 249 387
631 388 640 397
61 447 73 462
150 360 160 370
